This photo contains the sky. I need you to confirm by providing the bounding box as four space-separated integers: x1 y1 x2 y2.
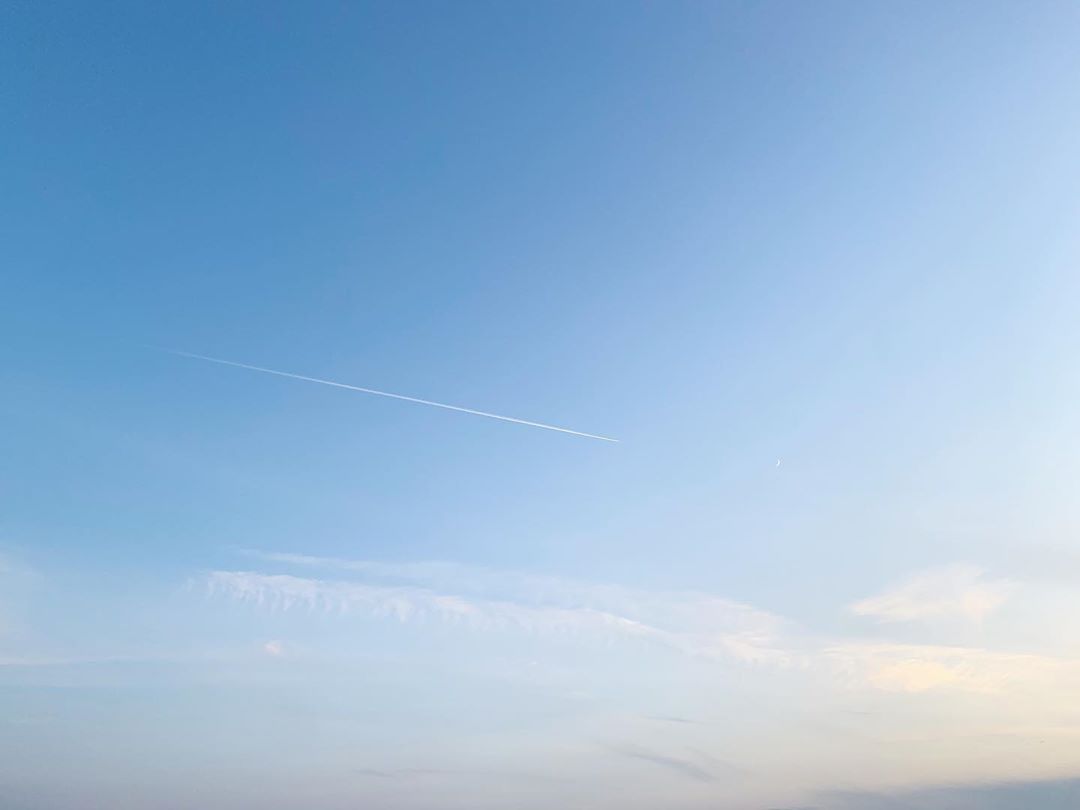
3 1 1080 808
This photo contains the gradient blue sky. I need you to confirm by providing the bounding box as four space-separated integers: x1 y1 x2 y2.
3 2 1080 808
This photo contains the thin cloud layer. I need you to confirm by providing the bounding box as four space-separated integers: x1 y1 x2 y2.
605 744 721 783
209 555 791 666
209 553 1080 700
850 564 1015 624
208 570 669 645
821 642 1073 694
240 549 783 638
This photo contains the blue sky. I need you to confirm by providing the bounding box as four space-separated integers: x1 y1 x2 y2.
3 2 1080 808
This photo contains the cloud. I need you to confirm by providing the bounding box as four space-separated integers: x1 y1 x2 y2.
238 550 776 629
605 744 721 783
208 570 671 646
212 552 1080 697
821 642 1072 694
215 553 790 665
850 564 1014 623
263 640 284 656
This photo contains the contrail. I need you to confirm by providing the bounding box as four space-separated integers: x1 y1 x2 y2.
164 349 619 443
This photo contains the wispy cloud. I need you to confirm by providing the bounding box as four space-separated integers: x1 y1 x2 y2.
821 642 1073 694
605 743 742 783
850 564 1014 624
217 552 791 665
263 639 284 656
208 570 668 644
210 552 1080 697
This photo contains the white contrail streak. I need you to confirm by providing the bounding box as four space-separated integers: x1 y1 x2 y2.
165 349 619 442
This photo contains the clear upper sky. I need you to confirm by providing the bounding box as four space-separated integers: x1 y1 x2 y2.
3 2 1080 808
